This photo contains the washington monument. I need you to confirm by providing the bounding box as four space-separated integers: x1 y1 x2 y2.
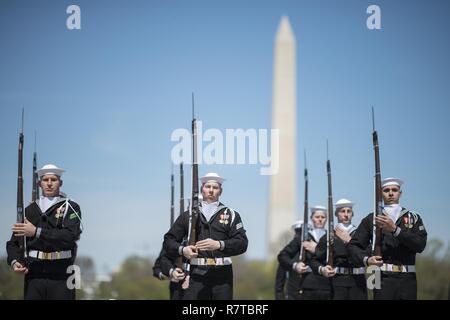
267 16 297 257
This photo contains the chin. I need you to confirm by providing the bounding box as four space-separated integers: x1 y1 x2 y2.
45 193 57 197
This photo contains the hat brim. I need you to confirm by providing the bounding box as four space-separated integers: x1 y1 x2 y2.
37 169 65 177
335 204 354 209
201 179 225 185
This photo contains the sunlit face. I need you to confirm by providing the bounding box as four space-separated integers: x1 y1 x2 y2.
311 211 326 229
201 182 222 203
336 207 353 224
382 185 402 205
40 174 62 197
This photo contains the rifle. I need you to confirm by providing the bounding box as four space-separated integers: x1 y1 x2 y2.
16 109 27 263
182 93 200 289
172 167 185 284
32 131 39 202
170 166 175 227
300 150 308 263
326 140 334 267
180 162 185 216
188 93 200 247
372 107 383 256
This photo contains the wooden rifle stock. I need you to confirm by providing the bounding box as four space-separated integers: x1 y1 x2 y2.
182 94 199 290
372 108 383 256
188 94 199 246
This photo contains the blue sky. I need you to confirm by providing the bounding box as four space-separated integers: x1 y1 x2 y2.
1 0 449 273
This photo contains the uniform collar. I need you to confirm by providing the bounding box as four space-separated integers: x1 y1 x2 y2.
37 194 68 213
199 202 226 221
383 204 403 222
336 223 357 234
309 228 326 242
201 200 219 207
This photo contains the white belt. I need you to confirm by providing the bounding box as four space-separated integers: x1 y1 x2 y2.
190 257 232 266
334 267 366 275
28 250 72 260
380 263 416 273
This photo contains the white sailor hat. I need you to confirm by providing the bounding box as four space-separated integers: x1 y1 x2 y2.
200 172 225 185
381 177 404 189
310 205 327 214
335 198 355 209
36 164 65 178
291 220 303 230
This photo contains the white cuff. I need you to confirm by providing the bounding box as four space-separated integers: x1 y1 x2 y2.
35 227 42 239
11 259 18 269
292 262 298 271
178 246 184 256
393 226 401 237
318 266 323 275
219 240 225 250
363 256 369 267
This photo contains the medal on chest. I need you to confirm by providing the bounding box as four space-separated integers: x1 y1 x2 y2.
403 215 413 229
55 205 66 219
219 211 229 225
